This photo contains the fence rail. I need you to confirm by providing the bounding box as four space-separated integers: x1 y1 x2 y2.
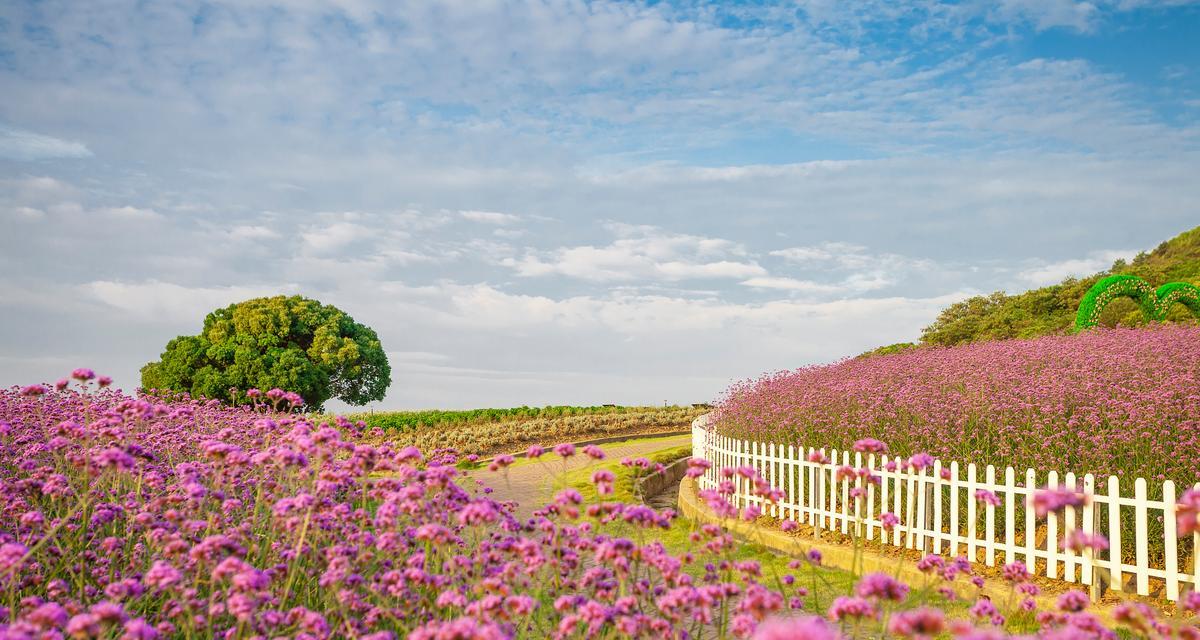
691 414 1200 602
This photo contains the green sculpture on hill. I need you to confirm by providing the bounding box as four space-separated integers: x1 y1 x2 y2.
1074 274 1200 331
141 295 390 410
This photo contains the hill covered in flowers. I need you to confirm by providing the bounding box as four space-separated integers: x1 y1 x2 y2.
716 324 1200 485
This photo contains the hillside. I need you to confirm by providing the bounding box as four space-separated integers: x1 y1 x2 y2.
918 225 1200 346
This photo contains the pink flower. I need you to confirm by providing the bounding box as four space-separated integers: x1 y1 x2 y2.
888 607 945 639
852 438 887 453
880 512 900 531
916 554 944 573
969 598 998 621
1057 590 1090 613
974 490 1000 507
855 573 908 602
554 443 576 458
1180 590 1200 614
142 560 182 590
1177 489 1200 536
71 368 96 381
827 596 877 621
0 542 28 573
907 453 934 471
1002 561 1029 582
1062 530 1109 553
591 469 615 495
1032 487 1088 518
686 457 712 478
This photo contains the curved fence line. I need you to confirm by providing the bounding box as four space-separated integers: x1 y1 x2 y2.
691 414 1199 603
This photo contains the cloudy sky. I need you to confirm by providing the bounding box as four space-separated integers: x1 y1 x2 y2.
2 1 1198 410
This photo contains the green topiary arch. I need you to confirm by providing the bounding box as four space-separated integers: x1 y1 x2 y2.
1074 274 1200 331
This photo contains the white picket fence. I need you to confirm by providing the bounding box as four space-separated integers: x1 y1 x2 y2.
691 415 1200 602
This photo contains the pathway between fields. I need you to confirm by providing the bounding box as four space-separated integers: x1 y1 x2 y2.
464 434 691 521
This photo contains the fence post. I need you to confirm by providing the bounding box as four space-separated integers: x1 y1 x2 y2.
1194 482 1200 595
906 463 918 550
1047 470 1059 579
985 465 997 566
931 460 942 554
866 453 877 541
1025 469 1037 569
788 444 797 522
967 464 978 563
881 455 892 545
1164 480 1179 601
1135 478 1150 596
841 450 851 535
767 442 775 518
1109 476 1123 593
1004 467 1016 568
1065 471 1078 583
855 451 865 541
1082 474 1097 600
892 458 903 548
949 461 960 558
814 449 824 540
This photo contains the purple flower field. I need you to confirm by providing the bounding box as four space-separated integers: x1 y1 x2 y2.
3 369 1199 639
715 325 1200 485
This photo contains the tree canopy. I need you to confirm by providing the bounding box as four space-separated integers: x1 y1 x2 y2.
140 295 390 410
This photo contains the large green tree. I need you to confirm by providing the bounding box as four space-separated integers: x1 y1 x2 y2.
141 296 390 410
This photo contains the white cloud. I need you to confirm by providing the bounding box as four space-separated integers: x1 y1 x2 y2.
460 210 520 224
502 225 764 282
770 242 870 265
80 280 299 325
740 277 840 292
230 225 280 240
5 206 45 220
1016 249 1136 286
0 126 92 161
100 206 162 221
299 221 373 255
994 0 1100 32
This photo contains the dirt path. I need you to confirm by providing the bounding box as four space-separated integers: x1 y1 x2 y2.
462 434 691 521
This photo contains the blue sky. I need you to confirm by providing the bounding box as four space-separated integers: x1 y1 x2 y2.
1 0 1198 409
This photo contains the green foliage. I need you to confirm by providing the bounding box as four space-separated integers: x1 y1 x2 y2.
350 405 678 432
1074 274 1200 330
141 295 390 410
920 225 1200 346
856 342 917 359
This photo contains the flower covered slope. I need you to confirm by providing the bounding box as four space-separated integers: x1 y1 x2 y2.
715 324 1200 484
1 370 1198 639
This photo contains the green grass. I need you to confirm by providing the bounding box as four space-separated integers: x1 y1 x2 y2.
341 405 691 432
456 434 694 471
